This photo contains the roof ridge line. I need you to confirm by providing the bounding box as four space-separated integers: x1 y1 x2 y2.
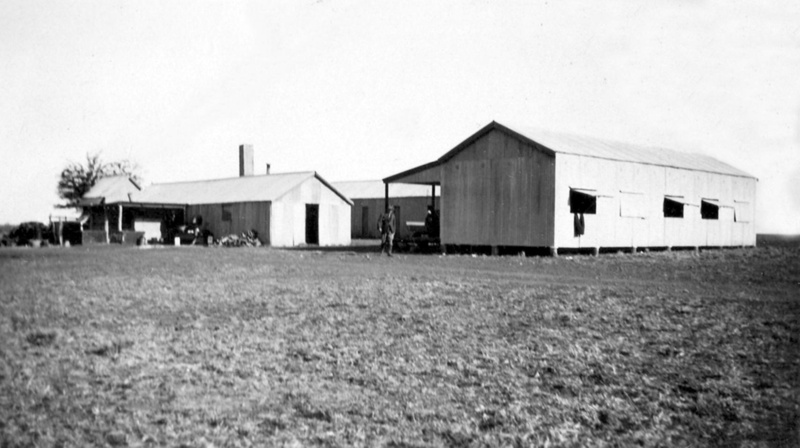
147 171 315 187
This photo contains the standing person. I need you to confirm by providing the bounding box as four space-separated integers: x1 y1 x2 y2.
424 206 439 238
377 205 396 256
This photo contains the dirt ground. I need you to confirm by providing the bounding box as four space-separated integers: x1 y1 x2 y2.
0 237 798 447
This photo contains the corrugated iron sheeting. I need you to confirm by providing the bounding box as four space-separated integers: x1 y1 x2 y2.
332 181 437 199
512 126 754 178
131 172 314 205
82 176 141 203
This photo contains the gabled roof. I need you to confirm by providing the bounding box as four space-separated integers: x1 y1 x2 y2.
128 172 353 206
80 176 141 205
385 121 756 182
332 180 437 199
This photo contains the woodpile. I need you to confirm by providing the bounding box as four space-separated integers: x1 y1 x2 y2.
218 230 262 247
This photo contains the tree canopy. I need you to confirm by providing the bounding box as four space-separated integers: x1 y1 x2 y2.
57 153 142 208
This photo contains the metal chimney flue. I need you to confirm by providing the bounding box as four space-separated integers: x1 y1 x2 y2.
266 163 271 175
239 144 254 177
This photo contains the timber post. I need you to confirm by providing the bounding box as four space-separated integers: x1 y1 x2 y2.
104 207 110 244
384 183 389 213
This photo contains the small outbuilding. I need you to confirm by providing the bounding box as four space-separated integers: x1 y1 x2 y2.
384 121 757 254
131 171 352 247
332 180 439 239
79 145 352 247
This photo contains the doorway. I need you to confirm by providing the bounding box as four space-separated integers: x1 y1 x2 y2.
305 204 319 245
394 205 401 237
361 206 369 237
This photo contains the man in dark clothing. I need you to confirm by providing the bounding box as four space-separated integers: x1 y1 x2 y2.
377 206 396 256
424 206 440 238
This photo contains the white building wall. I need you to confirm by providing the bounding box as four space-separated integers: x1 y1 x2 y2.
269 177 351 247
553 154 756 249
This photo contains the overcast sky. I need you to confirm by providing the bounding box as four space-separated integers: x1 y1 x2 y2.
1 0 798 233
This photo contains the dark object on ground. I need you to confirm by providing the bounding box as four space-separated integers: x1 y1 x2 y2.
25 330 57 347
219 230 261 247
8 222 49 246
394 221 440 253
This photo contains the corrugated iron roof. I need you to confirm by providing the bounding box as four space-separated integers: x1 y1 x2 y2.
507 124 754 178
82 176 141 203
389 121 756 182
332 181 437 199
128 172 352 206
131 172 312 205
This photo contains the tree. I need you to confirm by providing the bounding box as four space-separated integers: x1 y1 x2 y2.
57 153 142 208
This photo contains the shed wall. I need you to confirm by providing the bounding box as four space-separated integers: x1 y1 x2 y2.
269 177 351 247
187 202 271 244
185 177 350 247
440 129 556 246
350 196 440 239
552 154 757 249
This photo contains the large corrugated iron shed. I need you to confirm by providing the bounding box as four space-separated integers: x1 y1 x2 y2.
386 121 756 182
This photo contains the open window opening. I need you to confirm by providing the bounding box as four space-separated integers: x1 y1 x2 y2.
569 189 597 214
221 204 232 222
701 199 720 220
663 197 685 218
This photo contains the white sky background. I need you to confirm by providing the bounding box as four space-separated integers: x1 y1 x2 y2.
1 0 798 233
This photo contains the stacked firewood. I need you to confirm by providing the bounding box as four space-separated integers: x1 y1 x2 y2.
218 230 262 247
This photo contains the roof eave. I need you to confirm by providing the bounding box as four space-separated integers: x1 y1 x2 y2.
383 160 443 184
314 172 354 206
123 202 188 209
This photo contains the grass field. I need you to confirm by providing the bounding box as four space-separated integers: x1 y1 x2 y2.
1 240 798 447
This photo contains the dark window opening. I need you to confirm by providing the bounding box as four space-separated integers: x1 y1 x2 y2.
663 198 684 218
701 201 719 220
569 190 596 214
221 204 232 222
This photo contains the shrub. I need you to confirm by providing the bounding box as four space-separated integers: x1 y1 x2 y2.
8 222 49 246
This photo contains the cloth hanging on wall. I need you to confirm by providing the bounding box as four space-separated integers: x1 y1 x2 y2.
574 213 585 237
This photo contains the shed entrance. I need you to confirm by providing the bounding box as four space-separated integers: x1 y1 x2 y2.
361 206 369 237
305 204 319 245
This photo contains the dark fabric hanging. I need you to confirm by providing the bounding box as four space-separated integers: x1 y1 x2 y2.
574 213 585 237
